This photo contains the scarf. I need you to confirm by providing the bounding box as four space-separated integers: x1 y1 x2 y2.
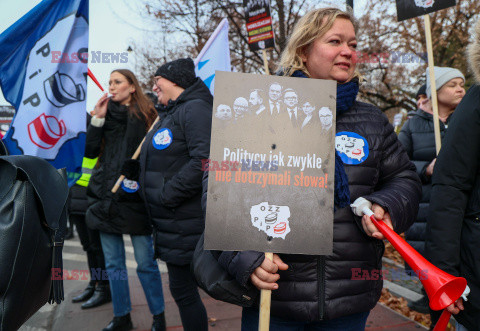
106 100 129 125
292 70 359 209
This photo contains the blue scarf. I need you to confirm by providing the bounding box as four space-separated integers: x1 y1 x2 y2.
291 70 359 209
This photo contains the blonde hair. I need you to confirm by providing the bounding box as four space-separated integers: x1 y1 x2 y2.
278 8 359 79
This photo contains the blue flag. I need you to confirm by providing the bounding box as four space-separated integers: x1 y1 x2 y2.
0 0 88 186
195 18 231 95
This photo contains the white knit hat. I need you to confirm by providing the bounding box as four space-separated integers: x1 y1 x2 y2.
426 66 465 98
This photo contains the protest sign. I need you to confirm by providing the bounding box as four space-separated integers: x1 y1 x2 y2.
205 72 337 255
243 0 275 52
396 0 456 22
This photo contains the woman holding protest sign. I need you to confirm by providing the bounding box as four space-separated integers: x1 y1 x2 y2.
122 58 212 331
85 69 166 331
204 7 421 330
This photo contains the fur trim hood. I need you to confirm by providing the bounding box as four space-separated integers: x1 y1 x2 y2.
468 18 480 83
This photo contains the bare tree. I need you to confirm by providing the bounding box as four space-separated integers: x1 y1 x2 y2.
357 0 480 113
133 0 479 113
133 0 314 81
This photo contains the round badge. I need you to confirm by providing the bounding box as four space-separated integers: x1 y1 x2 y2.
335 131 369 165
152 128 173 150
121 179 140 193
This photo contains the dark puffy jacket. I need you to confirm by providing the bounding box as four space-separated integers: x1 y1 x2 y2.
426 85 480 329
398 110 447 256
85 101 151 235
68 185 88 216
204 101 421 321
139 78 213 265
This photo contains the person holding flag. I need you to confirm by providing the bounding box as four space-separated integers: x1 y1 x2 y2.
85 69 166 331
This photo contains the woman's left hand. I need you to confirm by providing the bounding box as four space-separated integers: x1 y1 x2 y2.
361 203 393 240
446 298 464 315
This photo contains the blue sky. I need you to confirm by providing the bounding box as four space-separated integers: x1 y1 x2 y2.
0 0 368 108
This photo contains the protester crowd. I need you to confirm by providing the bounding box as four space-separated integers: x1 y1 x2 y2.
5 5 477 331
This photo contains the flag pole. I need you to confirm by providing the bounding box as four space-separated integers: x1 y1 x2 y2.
423 14 441 155
111 116 159 193
194 18 229 66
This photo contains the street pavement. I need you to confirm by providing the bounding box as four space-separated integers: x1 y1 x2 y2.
19 234 428 331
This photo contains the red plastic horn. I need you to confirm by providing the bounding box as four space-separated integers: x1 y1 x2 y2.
432 310 451 331
351 198 467 329
87 68 105 92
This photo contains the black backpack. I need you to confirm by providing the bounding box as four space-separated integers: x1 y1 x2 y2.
0 155 68 330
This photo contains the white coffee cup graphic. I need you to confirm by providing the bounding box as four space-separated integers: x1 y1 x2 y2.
44 71 85 107
28 113 66 149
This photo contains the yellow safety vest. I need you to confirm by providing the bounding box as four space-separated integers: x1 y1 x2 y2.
76 157 97 187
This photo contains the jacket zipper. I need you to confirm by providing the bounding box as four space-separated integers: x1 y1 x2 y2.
318 256 325 320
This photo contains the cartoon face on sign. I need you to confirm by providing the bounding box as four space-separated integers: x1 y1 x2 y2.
414 0 435 8
152 128 172 150
250 202 291 239
335 132 369 165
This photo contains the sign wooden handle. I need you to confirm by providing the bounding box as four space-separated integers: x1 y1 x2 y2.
262 49 270 75
424 14 441 155
111 116 160 193
259 252 273 331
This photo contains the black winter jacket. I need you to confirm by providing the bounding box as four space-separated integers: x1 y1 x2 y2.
426 85 480 329
68 185 88 216
205 101 421 321
140 78 213 265
85 102 151 235
398 110 448 256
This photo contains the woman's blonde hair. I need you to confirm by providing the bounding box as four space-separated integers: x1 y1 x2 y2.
278 7 358 79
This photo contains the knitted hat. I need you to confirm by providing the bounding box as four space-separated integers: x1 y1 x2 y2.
155 58 197 89
415 84 426 99
426 66 465 98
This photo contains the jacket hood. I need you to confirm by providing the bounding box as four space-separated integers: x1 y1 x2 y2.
414 108 432 120
171 78 213 108
468 18 480 83
157 78 213 114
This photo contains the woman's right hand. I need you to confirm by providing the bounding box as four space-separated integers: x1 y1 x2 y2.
91 93 109 118
250 254 288 290
425 158 436 177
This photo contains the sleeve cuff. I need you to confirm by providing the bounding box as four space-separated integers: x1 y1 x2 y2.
91 116 105 127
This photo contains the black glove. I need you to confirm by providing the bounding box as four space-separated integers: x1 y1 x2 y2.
121 159 140 181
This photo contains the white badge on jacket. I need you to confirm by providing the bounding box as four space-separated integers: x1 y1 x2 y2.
335 131 369 165
121 178 140 193
152 128 173 150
